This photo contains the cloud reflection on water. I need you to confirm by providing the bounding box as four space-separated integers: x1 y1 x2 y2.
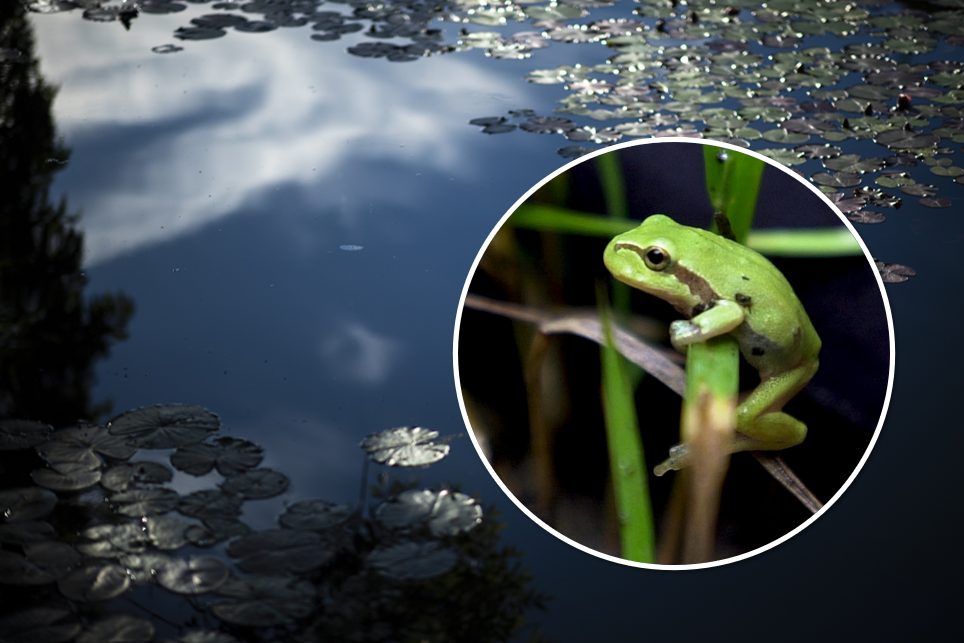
31 11 525 265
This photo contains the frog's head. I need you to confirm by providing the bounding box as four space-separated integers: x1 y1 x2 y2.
603 214 702 314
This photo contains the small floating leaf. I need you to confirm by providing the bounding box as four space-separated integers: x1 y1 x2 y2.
359 426 450 467
31 466 102 492
108 404 220 449
0 607 80 643
157 556 229 594
367 541 458 580
0 550 57 585
920 197 952 208
0 420 51 450
110 488 180 517
76 615 154 643
278 499 351 531
375 489 482 536
0 487 57 523
101 461 173 491
876 261 917 283
23 541 82 576
179 489 243 519
221 468 288 499
171 437 263 476
227 528 337 574
57 562 130 601
212 576 316 626
0 520 55 544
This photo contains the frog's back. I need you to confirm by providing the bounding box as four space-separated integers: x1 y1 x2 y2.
684 226 821 374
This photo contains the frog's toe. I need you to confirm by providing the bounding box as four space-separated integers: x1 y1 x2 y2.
654 443 689 476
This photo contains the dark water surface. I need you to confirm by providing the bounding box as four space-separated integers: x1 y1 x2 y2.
4 0 963 640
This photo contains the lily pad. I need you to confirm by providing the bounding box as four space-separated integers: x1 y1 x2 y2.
212 576 316 626
876 261 917 283
31 466 102 491
108 404 220 449
220 467 289 499
367 541 458 580
227 528 337 574
0 550 57 585
76 615 154 643
57 562 130 601
0 520 55 544
110 488 180 517
23 541 82 575
179 489 243 519
38 425 136 470
171 437 263 476
359 426 450 467
0 419 51 450
0 607 80 643
375 489 482 536
101 461 174 491
0 487 57 522
158 556 229 594
278 499 352 531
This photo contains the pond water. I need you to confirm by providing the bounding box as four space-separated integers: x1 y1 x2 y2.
3 0 963 640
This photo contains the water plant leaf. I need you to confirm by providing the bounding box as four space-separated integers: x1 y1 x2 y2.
38 425 136 470
0 520 55 544
78 523 151 558
278 499 352 531
220 467 289 499
212 576 316 626
108 404 220 449
179 489 243 519
157 556 229 594
375 489 482 536
101 461 174 491
165 631 241 643
0 419 52 450
0 550 57 584
359 426 450 467
23 541 82 576
31 466 102 491
171 437 264 476
57 562 130 601
76 615 154 643
110 488 180 517
876 260 917 283
0 607 80 643
226 528 337 574
367 541 458 580
0 486 57 522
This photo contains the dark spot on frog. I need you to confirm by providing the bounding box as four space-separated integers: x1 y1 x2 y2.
741 275 749 281
735 293 752 306
751 347 765 356
691 301 716 316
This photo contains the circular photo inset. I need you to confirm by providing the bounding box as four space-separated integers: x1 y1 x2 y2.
454 139 893 568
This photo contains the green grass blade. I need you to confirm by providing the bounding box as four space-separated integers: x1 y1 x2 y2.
599 302 655 563
703 145 764 243
595 153 629 219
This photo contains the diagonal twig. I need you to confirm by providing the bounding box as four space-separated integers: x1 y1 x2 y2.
464 293 823 514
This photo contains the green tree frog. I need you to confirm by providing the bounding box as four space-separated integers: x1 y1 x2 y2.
603 214 821 472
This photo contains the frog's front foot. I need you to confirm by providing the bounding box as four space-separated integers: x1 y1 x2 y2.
653 443 689 477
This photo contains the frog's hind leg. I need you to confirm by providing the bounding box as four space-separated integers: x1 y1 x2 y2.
733 360 818 453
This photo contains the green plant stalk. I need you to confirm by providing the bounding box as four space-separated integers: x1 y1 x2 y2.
595 153 629 219
703 145 764 243
599 303 655 563
511 204 860 256
679 336 739 563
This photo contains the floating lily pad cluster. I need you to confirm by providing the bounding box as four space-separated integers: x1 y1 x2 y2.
0 406 541 640
463 0 964 227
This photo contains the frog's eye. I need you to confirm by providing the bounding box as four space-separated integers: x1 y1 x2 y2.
643 246 671 271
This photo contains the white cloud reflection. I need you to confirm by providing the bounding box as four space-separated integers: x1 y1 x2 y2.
31 11 524 265
318 321 402 385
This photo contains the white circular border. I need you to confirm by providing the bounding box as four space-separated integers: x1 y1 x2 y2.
452 137 896 571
